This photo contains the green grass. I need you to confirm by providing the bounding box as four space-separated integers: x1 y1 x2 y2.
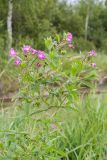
61 93 107 159
0 93 107 159
96 53 107 74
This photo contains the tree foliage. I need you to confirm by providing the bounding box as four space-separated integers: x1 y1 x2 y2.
0 0 107 52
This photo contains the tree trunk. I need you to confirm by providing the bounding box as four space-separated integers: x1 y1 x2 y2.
85 6 89 41
7 0 13 51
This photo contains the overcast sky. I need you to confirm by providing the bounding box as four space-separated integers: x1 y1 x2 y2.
67 0 72 1
64 0 77 4
63 0 106 5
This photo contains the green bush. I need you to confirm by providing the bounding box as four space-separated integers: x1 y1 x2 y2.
73 38 96 52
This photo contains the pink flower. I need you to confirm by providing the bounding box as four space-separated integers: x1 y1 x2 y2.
14 58 22 65
67 32 73 43
91 63 96 68
22 45 31 53
38 51 46 60
89 50 97 57
31 48 38 54
9 48 17 57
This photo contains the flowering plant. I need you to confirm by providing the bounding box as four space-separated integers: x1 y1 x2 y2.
9 32 97 114
7 32 98 159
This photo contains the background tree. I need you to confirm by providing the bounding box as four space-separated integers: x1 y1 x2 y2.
0 0 107 53
7 0 13 51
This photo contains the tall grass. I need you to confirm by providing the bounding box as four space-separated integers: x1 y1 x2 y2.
0 93 107 159
61 93 107 159
96 53 107 73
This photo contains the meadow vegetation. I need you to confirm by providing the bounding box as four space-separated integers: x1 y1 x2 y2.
0 0 107 159
0 32 107 160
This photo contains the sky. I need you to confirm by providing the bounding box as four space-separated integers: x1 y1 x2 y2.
67 0 76 2
64 0 77 4
63 0 106 5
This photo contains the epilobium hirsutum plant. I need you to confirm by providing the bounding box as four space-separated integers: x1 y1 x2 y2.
9 32 97 114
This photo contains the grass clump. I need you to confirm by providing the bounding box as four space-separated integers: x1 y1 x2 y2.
0 93 107 159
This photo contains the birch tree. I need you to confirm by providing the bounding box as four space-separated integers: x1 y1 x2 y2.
7 0 13 51
85 5 90 40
